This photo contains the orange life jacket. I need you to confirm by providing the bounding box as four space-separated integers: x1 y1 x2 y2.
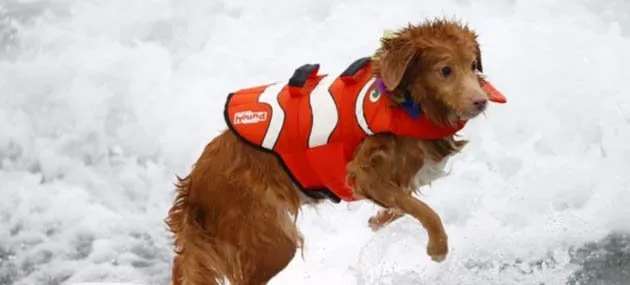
223 57 504 203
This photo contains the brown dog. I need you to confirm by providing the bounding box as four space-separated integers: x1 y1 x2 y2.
166 18 503 285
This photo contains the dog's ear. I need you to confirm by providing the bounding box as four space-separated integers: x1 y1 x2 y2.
378 41 416 91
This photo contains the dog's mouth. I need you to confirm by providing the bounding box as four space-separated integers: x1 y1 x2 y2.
455 107 486 121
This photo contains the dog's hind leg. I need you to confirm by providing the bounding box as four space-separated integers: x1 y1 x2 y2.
171 254 182 285
166 130 303 284
239 215 299 285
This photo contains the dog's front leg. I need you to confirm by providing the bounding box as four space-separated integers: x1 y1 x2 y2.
348 135 448 262
368 208 403 231
363 189 448 262
388 193 448 262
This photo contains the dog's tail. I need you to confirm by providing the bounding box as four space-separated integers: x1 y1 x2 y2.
165 174 230 285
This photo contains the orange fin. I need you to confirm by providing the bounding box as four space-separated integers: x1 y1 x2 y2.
480 78 507 104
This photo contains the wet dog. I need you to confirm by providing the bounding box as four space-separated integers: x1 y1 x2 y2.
166 18 504 285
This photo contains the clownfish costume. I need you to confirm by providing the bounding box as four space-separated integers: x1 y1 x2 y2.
223 57 506 203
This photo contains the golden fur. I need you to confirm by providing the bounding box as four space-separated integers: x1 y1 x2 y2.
165 18 492 285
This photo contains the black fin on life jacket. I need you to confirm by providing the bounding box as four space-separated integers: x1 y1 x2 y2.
289 63 320 88
340 57 371 77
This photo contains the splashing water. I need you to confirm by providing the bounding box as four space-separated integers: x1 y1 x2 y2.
1 0 629 284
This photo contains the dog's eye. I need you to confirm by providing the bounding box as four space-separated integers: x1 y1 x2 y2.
441 66 452 78
471 61 478 71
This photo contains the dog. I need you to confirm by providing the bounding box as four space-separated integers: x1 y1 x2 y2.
165 18 506 285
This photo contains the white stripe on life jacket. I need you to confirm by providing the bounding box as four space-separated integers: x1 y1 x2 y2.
258 83 286 149
308 74 339 148
355 77 375 135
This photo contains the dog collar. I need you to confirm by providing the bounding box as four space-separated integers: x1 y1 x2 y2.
375 78 422 119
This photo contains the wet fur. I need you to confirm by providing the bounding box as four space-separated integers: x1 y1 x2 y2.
166 18 488 285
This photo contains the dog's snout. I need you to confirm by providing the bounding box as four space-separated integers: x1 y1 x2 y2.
473 99 487 110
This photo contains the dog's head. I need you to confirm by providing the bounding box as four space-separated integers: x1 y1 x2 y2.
373 19 490 125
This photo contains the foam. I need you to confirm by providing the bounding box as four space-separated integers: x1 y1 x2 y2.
1 0 629 284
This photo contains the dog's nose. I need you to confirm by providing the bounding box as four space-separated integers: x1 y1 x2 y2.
473 99 487 110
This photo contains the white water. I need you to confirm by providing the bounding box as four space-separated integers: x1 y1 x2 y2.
1 0 629 284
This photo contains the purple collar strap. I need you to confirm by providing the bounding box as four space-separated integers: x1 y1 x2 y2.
374 78 422 118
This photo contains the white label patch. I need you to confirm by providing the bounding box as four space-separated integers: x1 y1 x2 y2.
233 111 268 124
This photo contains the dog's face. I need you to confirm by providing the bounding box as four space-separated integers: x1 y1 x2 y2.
374 20 489 124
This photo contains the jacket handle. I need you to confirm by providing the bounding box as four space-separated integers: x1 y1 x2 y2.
288 63 320 97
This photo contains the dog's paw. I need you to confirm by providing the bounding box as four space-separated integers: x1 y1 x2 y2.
426 236 448 263
430 253 447 263
368 216 384 232
368 209 403 232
